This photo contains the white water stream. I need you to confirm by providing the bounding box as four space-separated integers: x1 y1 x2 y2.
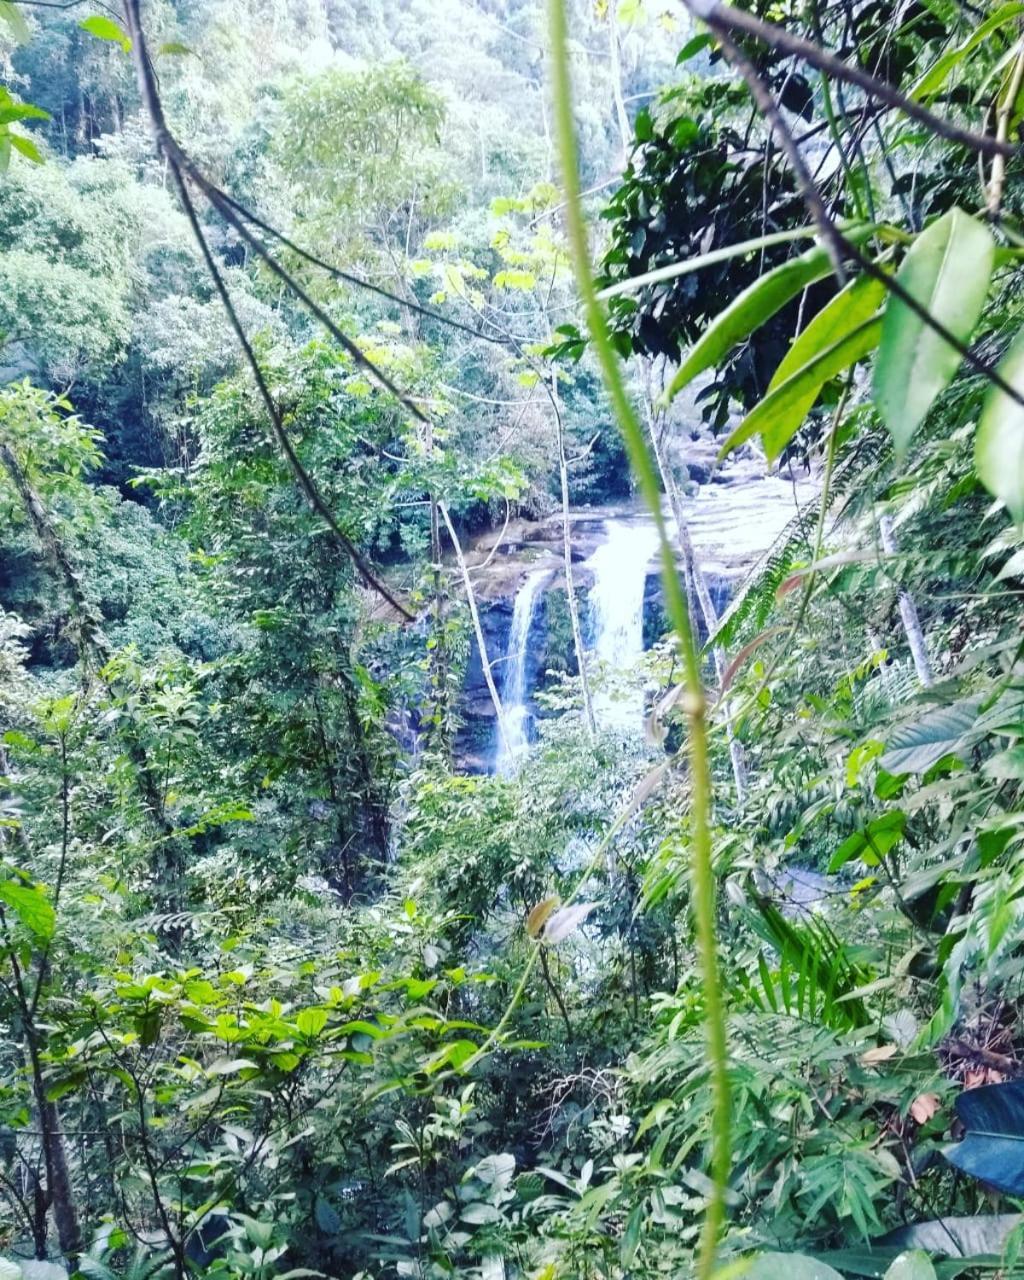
489 467 815 767
495 564 551 775
585 519 662 731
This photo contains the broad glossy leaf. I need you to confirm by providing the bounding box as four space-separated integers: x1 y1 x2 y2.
769 274 887 392
874 209 994 455
720 317 882 462
0 877 54 939
945 1081 1024 1192
976 327 1024 520
879 1215 1022 1257
460 1201 501 1224
880 696 984 774
206 1057 259 1075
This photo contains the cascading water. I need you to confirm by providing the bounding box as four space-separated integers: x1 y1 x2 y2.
585 519 662 730
495 564 551 774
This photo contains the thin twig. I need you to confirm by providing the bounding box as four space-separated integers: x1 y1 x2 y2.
712 26 847 284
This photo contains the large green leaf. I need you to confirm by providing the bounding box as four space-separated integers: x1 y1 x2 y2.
976 326 1024 520
945 1081 1024 1193
879 1216 1022 1257
663 226 875 404
769 274 887 392
720 317 882 462
873 209 994 455
829 811 906 872
0 876 55 939
880 696 985 774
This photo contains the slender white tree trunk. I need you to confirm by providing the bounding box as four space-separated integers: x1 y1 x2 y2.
879 515 933 687
439 503 512 757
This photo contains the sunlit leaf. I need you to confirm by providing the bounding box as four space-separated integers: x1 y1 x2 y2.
976 326 1024 519
720 317 882 462
0 877 54 939
874 209 994 455
769 274 886 392
79 15 131 51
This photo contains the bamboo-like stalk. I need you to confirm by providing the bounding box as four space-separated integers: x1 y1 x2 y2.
551 373 596 738
546 4 730 1274
643 402 748 803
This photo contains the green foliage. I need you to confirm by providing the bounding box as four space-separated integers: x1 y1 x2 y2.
4 2 1024 1278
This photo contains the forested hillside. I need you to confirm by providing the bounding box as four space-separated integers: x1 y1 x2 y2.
3 1 1024 1278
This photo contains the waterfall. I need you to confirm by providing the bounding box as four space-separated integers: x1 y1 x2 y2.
586 519 661 730
495 564 550 774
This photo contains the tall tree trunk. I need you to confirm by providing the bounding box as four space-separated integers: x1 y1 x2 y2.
879 515 934 687
438 504 511 758
607 0 631 158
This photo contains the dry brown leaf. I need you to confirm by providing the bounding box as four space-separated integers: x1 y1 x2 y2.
910 1092 940 1124
860 1043 899 1065
525 895 559 939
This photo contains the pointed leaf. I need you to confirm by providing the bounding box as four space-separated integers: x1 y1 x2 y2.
721 317 882 462
874 209 994 455
769 274 887 392
9 133 42 164
910 5 1024 102
666 243 837 402
976 326 1024 520
880 696 985 774
0 878 54 939
944 1080 1024 1193
79 14 131 50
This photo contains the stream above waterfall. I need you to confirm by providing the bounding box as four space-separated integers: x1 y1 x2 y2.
455 458 815 772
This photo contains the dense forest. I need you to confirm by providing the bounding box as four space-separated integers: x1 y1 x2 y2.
3 0 1024 1278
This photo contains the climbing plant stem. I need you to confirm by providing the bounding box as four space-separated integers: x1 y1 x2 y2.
546 2 730 1273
